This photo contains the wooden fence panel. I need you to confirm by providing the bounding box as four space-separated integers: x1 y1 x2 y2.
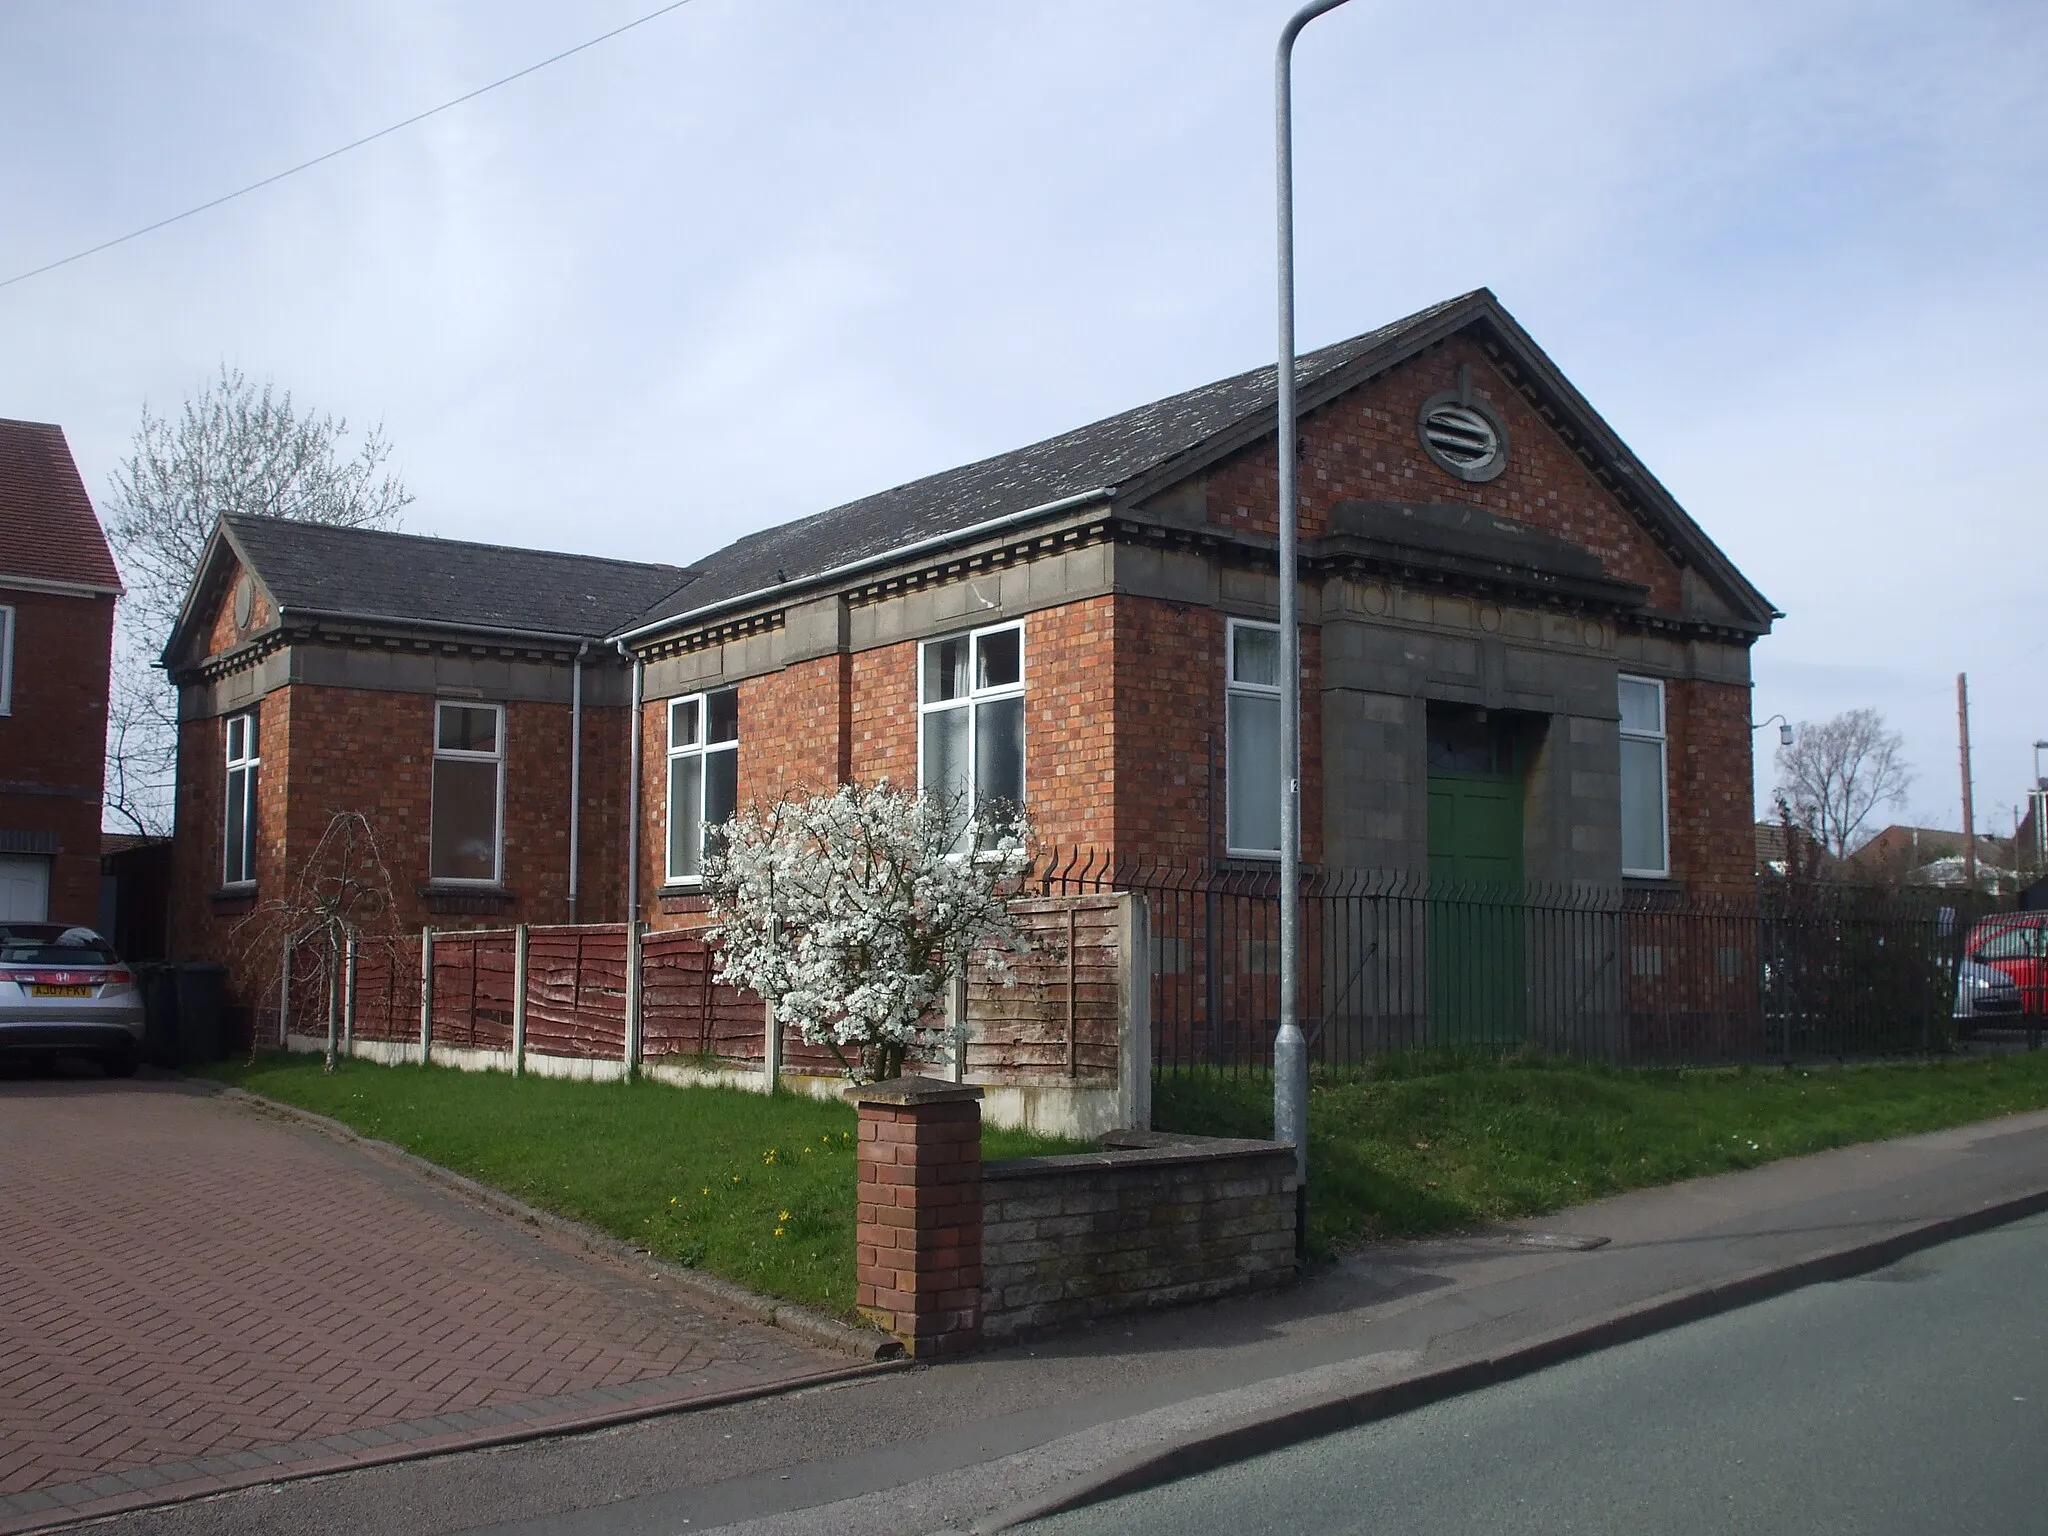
523 925 629 1059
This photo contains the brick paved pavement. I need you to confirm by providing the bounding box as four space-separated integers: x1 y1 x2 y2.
0 1075 848 1528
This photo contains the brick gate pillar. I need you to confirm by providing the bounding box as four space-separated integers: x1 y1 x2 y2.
845 1076 984 1357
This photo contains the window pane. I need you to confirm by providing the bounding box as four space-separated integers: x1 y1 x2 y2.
244 710 259 758
1620 737 1667 873
705 748 737 827
1618 678 1662 736
974 696 1025 820
668 754 704 879
976 628 1021 690
226 715 245 762
1233 625 1280 688
924 637 968 703
431 758 500 880
922 705 971 814
225 767 249 883
1228 691 1282 852
706 689 738 744
670 698 699 748
438 704 498 754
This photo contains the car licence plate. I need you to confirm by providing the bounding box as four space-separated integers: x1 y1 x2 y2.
30 985 94 998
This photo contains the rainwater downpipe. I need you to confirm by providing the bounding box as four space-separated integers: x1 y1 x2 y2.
566 640 588 923
619 640 643 931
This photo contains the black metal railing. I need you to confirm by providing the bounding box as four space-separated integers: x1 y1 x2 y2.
1033 851 2007 1071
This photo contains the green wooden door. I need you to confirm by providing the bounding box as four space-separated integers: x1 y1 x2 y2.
1427 767 1527 1043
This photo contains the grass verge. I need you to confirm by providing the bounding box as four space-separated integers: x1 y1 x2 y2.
1156 1050 2048 1260
201 1052 1084 1316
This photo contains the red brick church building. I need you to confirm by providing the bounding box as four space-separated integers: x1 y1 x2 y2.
165 291 1776 1017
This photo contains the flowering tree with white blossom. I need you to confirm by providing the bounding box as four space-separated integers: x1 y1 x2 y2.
703 782 1031 1083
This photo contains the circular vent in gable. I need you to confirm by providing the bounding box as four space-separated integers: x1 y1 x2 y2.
1417 390 1509 483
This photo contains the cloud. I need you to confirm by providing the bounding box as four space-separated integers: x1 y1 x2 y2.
2 0 2042 826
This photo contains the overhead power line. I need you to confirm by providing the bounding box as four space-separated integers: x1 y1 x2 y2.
0 0 702 292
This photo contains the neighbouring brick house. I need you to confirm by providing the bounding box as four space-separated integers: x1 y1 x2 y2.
0 419 122 926
162 517 690 1002
166 290 1777 1038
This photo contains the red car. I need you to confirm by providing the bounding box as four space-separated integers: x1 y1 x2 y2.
1963 913 2048 1015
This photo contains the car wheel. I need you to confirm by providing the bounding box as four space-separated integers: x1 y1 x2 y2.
102 1046 139 1079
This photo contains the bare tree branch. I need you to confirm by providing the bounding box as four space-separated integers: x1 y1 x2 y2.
101 366 410 833
1774 709 1913 860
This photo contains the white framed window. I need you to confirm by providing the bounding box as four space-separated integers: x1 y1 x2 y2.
666 688 738 883
919 622 1024 839
1618 674 1669 879
430 701 505 884
1226 618 1283 857
0 604 13 715
223 710 260 886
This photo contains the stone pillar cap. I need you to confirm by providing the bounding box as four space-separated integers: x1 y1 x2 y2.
843 1075 985 1108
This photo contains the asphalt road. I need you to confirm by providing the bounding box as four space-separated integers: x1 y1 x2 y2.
1026 1210 2048 1536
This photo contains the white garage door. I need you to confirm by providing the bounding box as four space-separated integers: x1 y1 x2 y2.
0 855 51 921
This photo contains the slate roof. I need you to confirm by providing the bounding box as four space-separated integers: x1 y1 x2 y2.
220 515 694 640
621 294 1479 633
0 418 122 592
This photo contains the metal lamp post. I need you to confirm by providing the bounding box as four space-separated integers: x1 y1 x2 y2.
1273 0 1354 1185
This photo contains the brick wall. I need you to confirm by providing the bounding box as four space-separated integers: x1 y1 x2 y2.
1201 334 1684 610
0 584 113 925
1665 677 1756 896
980 1132 1298 1340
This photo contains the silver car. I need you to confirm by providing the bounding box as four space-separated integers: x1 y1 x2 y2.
0 924 146 1075
1954 956 2025 1030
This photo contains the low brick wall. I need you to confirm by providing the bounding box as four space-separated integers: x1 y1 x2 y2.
979 1130 1298 1340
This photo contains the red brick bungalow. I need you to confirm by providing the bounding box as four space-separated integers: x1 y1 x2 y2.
0 420 122 926
166 290 1776 1035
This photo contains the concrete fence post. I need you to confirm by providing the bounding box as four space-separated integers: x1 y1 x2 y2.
946 969 969 1084
419 927 435 1067
624 921 644 1078
324 932 341 1070
845 1076 984 1357
763 997 782 1094
512 923 529 1077
343 930 358 1055
1117 891 1152 1132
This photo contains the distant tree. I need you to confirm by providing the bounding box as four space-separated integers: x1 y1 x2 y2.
1774 709 1912 861
101 366 410 833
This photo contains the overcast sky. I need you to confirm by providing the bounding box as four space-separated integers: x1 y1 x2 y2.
4 0 2043 833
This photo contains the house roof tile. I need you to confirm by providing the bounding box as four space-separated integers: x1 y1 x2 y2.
220 515 694 640
0 418 121 592
623 294 1476 631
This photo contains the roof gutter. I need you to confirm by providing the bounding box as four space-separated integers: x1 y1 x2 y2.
607 485 1118 649
0 571 123 600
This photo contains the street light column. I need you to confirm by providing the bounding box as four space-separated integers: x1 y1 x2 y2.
1273 0 1354 1190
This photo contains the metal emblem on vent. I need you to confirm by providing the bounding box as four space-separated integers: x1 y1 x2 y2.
1422 405 1498 468
1417 365 1509 483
